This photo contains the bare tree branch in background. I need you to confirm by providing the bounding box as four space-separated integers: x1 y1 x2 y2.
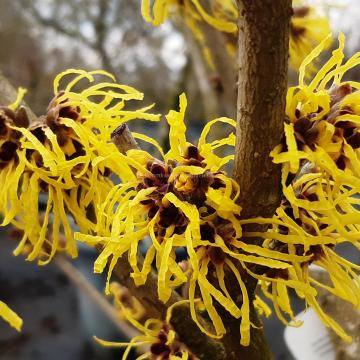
197 0 238 119
93 0 114 73
20 0 115 73
184 26 220 120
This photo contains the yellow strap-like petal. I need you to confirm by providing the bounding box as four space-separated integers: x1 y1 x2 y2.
0 301 22 331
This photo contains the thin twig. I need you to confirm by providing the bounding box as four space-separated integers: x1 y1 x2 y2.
0 71 37 123
111 124 140 153
183 26 219 120
199 0 237 118
54 256 139 339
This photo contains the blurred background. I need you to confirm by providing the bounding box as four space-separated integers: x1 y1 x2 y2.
0 0 360 359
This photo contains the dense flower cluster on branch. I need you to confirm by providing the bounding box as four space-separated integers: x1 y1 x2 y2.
0 71 159 331
1 34 360 348
245 34 360 341
99 284 196 359
0 1 360 356
0 70 160 264
76 92 302 345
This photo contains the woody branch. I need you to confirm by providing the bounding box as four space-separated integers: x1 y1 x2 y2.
212 1 292 359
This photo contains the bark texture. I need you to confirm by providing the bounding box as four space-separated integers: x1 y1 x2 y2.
234 0 292 219
111 124 140 153
219 1 292 359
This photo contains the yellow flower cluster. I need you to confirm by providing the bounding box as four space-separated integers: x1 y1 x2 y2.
109 282 145 322
0 69 159 265
1 33 360 351
0 70 160 332
290 1 331 73
246 34 360 342
96 299 196 360
0 92 28 332
141 0 236 32
141 0 331 72
75 92 304 346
